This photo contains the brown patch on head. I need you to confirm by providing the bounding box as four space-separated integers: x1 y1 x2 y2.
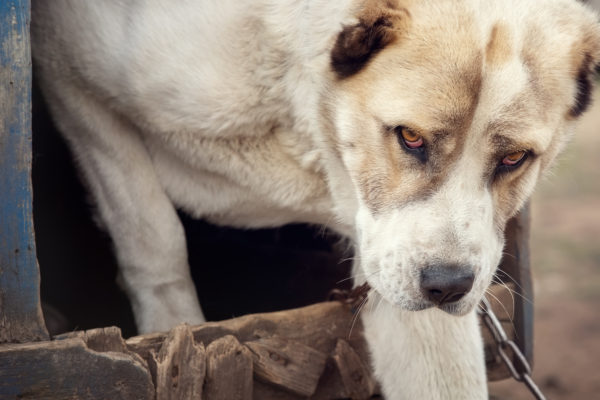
331 0 409 79
569 53 596 118
486 23 513 66
521 13 600 121
565 12 600 118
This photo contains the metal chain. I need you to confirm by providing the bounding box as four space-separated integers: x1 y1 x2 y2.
478 297 547 400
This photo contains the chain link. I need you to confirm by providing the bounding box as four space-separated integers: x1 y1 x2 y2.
478 297 547 400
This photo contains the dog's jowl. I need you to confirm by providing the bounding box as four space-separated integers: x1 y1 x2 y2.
31 0 600 398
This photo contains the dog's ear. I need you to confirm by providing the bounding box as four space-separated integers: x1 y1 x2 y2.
569 20 600 118
570 51 600 118
331 1 409 79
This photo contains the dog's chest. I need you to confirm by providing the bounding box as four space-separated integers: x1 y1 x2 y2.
144 128 338 229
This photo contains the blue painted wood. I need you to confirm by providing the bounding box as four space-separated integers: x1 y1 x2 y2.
0 0 48 342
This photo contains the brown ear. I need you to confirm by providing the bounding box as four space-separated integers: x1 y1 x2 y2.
569 18 600 118
331 2 408 79
570 53 600 118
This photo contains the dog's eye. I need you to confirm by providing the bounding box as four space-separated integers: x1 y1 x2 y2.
496 150 530 177
501 150 528 167
399 127 423 149
394 126 427 163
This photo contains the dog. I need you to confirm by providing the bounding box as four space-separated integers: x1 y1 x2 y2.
31 0 600 398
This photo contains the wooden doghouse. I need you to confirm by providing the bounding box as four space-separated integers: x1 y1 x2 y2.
0 2 533 398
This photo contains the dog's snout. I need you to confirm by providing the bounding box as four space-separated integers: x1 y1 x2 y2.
420 265 474 305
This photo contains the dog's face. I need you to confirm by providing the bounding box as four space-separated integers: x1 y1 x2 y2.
328 0 600 314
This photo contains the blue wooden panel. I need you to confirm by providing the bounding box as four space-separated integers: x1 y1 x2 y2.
0 0 48 342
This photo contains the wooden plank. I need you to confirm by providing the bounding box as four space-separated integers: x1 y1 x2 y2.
56 326 150 369
127 301 368 364
0 0 48 343
126 287 519 398
148 324 206 400
126 301 371 398
57 326 127 353
246 336 328 397
332 339 376 399
204 335 253 400
0 338 154 399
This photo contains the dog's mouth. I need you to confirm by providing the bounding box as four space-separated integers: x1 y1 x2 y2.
436 299 474 315
402 299 473 315
366 283 477 316
403 298 476 316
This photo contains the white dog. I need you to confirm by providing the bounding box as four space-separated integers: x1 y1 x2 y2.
32 0 599 398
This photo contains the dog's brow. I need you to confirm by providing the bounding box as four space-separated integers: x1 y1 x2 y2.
489 134 535 154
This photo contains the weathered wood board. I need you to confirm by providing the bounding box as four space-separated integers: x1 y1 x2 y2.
0 0 48 343
332 339 377 399
149 324 206 400
0 284 516 399
0 337 154 399
205 335 253 400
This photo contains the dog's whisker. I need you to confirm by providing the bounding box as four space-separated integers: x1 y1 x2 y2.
485 288 514 325
506 288 533 306
336 268 381 285
348 293 370 339
493 270 534 306
491 277 517 311
369 290 378 314
494 275 533 305
338 256 356 264
495 270 527 294
500 252 517 261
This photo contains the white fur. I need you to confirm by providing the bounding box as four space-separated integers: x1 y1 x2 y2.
363 299 487 400
31 0 599 398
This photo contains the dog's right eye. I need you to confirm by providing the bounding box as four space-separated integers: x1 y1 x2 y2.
399 127 423 149
395 126 427 163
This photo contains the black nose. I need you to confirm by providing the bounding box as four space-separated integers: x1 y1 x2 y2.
420 265 474 305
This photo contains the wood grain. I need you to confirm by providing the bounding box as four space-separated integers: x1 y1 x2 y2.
0 0 48 344
204 335 253 400
150 324 206 400
246 336 328 396
0 337 154 399
332 339 376 399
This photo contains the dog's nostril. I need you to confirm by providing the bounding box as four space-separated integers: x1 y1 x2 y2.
420 265 474 305
444 291 468 303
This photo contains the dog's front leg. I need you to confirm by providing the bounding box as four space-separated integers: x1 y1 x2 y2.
45 86 205 334
362 300 487 399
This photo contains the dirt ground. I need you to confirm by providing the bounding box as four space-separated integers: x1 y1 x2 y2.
488 86 600 399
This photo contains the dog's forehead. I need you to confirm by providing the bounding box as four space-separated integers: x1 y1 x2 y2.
340 0 598 150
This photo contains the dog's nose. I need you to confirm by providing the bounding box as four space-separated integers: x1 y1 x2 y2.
420 265 474 305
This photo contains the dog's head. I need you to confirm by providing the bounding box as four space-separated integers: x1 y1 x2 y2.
327 0 600 314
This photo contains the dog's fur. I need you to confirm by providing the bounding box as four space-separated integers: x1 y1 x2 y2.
32 0 600 398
